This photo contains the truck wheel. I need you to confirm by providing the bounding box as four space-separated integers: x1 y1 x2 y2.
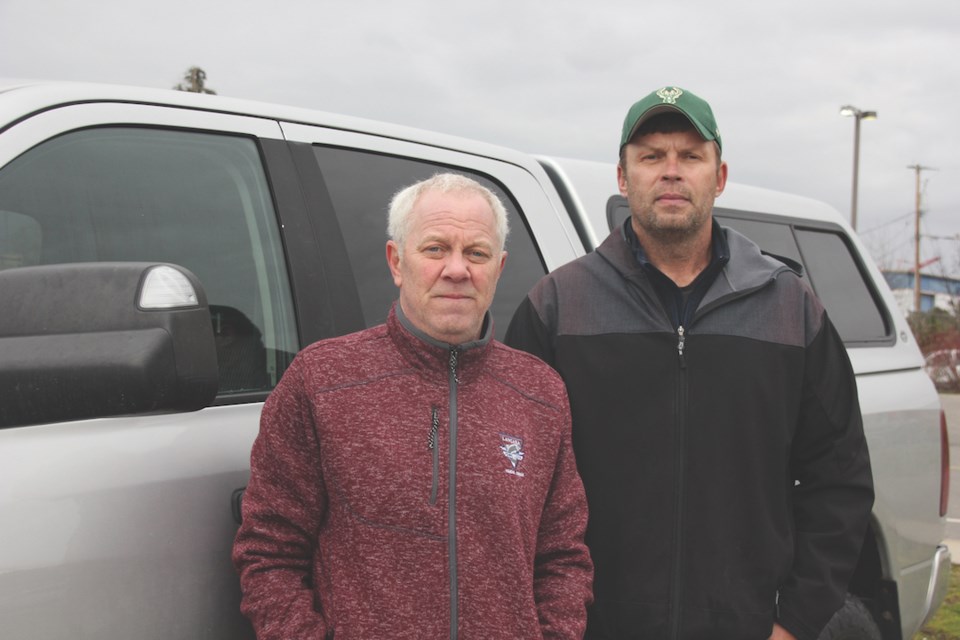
817 594 882 640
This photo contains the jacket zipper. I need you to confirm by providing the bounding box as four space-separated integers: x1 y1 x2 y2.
428 406 439 506
447 347 460 640
670 325 688 637
677 325 687 369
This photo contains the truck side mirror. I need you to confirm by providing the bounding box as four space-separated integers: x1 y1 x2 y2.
0 262 220 428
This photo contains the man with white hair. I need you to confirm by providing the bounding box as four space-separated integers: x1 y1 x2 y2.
234 173 593 639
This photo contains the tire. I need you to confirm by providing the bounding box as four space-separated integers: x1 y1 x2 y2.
817 594 882 640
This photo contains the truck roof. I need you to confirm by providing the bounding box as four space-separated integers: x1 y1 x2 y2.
0 79 537 170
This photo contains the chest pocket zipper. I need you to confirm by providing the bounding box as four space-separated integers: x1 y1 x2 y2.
428 406 440 505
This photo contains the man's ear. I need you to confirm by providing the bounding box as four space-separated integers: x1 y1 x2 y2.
617 162 628 197
386 240 403 287
715 161 729 197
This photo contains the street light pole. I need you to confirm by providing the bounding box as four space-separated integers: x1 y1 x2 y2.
839 105 877 231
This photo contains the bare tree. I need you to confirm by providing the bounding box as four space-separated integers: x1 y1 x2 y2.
174 67 216 94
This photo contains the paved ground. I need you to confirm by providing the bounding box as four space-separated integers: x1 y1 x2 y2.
941 393 960 563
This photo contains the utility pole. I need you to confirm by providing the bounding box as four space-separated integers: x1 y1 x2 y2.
908 164 936 313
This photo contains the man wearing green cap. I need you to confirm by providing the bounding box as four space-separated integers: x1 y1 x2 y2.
505 87 874 640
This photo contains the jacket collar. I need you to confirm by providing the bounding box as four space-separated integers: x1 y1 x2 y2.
389 303 493 382
598 218 798 307
623 217 730 275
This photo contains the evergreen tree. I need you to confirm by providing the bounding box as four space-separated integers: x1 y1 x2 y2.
174 67 216 94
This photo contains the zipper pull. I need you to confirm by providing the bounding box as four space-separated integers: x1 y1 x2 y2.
448 348 461 384
677 325 687 368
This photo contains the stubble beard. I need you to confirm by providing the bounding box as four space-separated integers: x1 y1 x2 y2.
632 202 710 246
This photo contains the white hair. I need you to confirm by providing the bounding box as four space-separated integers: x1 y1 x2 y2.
387 173 510 251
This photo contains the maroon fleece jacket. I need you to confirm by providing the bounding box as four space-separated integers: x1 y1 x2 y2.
233 306 593 639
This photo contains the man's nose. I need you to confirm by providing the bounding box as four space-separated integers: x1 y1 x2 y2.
442 252 470 280
661 154 681 179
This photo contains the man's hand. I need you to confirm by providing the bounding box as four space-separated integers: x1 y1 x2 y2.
768 622 797 640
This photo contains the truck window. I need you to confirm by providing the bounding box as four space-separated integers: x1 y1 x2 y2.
719 216 890 345
0 128 298 396
714 214 803 265
309 146 546 340
0 210 41 268
794 228 890 344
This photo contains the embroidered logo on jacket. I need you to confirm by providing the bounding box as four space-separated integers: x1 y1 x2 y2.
499 433 525 477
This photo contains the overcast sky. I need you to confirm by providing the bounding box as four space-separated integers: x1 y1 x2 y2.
2 0 958 274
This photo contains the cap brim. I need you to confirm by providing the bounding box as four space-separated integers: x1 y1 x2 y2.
623 104 716 149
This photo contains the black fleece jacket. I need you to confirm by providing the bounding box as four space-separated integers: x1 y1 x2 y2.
505 224 874 640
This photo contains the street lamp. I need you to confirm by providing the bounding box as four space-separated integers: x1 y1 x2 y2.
839 105 877 231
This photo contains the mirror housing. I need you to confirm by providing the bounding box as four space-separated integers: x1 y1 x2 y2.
0 262 220 428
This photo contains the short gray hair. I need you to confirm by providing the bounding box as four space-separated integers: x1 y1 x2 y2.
388 173 510 252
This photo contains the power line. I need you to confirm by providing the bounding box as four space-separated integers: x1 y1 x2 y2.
858 211 914 235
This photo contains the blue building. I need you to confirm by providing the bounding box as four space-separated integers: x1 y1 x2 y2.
883 270 960 314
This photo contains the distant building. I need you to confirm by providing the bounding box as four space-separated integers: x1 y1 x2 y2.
883 270 960 314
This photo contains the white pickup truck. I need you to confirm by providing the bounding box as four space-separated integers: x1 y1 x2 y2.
0 81 949 639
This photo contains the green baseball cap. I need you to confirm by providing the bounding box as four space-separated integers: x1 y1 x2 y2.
619 86 722 153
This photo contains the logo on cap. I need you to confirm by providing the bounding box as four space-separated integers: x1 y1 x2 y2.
656 87 683 104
